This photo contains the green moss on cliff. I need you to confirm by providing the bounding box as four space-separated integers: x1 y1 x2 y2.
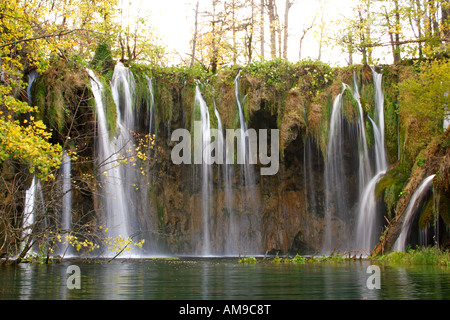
90 43 115 76
375 166 408 218
33 57 91 141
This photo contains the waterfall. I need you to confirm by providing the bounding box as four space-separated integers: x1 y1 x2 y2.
352 75 372 192
323 68 387 254
88 68 135 255
20 71 41 255
213 101 231 254
21 177 40 254
194 84 212 256
145 75 156 139
355 67 388 255
393 175 435 252
59 152 73 257
111 62 136 130
234 71 255 187
444 91 449 130
371 67 388 172
303 106 316 242
233 72 261 255
355 171 385 254
27 71 38 105
323 84 349 253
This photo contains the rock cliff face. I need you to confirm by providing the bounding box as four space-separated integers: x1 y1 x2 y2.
373 129 450 255
150 126 327 255
137 65 365 256
2 61 449 259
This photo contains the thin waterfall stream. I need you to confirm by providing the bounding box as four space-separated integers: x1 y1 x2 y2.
393 175 436 252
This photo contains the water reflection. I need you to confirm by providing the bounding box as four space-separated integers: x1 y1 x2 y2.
0 259 448 300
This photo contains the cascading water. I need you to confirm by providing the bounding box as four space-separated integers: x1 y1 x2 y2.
58 152 73 256
88 67 135 256
110 63 139 226
322 84 349 253
352 75 372 192
20 71 41 255
194 84 212 256
27 71 38 105
233 72 261 255
323 68 387 254
302 106 317 242
21 177 42 254
393 175 436 252
234 72 255 188
355 67 388 255
145 75 156 140
354 171 385 254
371 67 388 172
213 101 232 254
444 91 449 130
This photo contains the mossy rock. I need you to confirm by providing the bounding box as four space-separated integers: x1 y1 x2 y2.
32 57 92 142
90 43 115 76
375 167 407 218
418 198 434 229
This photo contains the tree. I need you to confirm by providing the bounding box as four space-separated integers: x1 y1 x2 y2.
283 0 294 59
266 0 278 58
116 3 167 64
399 59 450 132
327 0 377 65
398 59 450 167
380 0 402 64
317 6 326 61
190 0 201 68
442 0 450 42
298 12 317 60
242 0 258 63
195 0 230 73
260 0 265 59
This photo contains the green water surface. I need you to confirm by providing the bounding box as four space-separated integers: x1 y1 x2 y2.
0 258 448 300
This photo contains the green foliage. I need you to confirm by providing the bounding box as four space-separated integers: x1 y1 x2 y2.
377 246 450 266
239 256 258 264
90 43 115 76
342 86 360 122
0 109 62 181
149 257 180 261
242 58 334 97
419 198 434 230
288 254 307 264
382 75 400 164
101 79 118 138
398 59 450 172
375 167 407 218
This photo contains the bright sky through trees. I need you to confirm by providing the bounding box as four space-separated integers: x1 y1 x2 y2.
139 0 358 66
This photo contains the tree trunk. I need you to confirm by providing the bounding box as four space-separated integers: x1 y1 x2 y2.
260 0 265 59
317 12 325 61
415 0 423 58
283 0 292 59
267 0 277 58
299 15 316 61
211 3 218 74
190 0 199 69
348 33 354 65
442 0 450 42
232 0 237 64
394 0 401 64
383 6 400 65
247 0 256 63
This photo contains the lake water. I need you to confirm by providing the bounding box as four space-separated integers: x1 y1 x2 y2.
0 258 449 301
